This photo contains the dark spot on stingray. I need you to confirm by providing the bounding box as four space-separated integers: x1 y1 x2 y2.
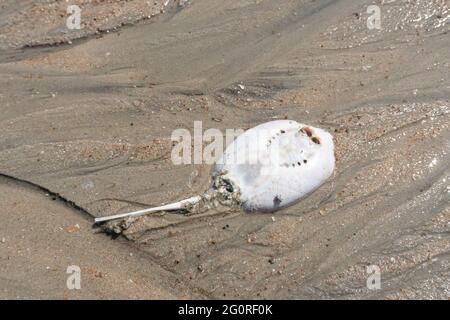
280 130 285 134
297 162 301 166
223 179 234 193
303 159 307 164
273 195 282 207
311 137 321 144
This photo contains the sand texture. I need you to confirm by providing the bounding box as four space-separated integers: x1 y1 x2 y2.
0 0 449 299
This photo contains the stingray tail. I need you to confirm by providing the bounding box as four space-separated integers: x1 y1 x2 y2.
94 196 202 223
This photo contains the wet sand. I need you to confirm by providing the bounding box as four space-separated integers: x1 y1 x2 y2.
0 0 449 299
0 174 198 299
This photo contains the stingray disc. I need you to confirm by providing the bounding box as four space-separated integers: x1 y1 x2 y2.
213 120 335 212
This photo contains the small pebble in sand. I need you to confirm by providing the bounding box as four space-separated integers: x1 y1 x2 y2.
1 237 5 243
428 158 437 168
65 224 81 233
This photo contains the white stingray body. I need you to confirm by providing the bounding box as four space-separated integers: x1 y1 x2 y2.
95 120 335 223
214 120 335 212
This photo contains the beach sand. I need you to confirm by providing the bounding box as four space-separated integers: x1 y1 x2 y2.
0 0 449 299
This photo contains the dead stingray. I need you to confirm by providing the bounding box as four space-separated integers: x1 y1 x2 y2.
95 120 335 233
